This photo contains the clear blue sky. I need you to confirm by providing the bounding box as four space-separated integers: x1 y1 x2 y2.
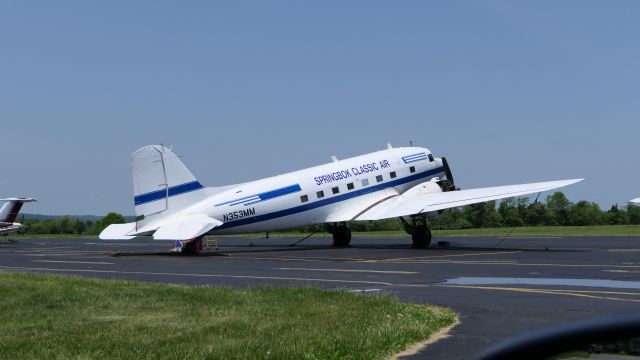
1 1 638 215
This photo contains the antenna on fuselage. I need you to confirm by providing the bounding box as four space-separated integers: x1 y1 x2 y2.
387 143 393 149
409 140 413 146
331 155 338 162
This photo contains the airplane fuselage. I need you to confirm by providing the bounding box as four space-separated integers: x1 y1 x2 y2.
105 144 581 246
183 147 445 234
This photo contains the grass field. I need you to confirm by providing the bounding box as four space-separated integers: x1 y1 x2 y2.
431 225 640 237
0 273 456 360
224 225 640 238
10 224 640 239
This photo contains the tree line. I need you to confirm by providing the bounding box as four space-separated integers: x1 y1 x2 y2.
16 192 640 235
20 213 126 235
287 192 640 233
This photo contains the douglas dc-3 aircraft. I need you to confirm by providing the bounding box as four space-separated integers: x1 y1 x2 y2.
630 198 640 205
0 198 36 236
100 144 583 253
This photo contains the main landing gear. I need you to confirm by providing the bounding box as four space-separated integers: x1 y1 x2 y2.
325 222 352 247
171 236 203 255
400 215 432 248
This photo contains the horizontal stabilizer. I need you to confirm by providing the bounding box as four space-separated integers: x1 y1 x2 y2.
0 197 36 224
0 198 36 202
152 215 223 241
99 222 137 240
356 179 584 221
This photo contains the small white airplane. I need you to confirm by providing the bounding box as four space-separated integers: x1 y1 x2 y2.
630 198 640 205
0 198 36 236
101 144 583 253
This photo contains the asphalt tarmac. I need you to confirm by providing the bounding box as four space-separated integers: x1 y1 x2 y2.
2 235 640 359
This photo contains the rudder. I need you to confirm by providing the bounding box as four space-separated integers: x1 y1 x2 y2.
132 145 207 221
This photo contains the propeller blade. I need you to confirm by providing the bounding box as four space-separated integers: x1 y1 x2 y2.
442 157 454 184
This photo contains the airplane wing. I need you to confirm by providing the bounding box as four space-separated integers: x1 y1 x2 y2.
152 214 223 240
355 179 584 221
99 214 223 241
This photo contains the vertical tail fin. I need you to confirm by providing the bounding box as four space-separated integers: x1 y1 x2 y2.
0 198 36 224
132 145 207 223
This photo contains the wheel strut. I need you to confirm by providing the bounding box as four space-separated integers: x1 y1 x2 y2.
400 215 432 248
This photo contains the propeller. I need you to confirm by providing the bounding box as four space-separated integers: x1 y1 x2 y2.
442 157 454 185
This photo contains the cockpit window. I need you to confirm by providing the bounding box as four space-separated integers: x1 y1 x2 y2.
428 154 435 162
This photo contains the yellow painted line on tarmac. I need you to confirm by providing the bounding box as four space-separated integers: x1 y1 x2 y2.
372 259 640 269
15 250 105 254
501 237 562 239
231 254 373 263
277 255 368 261
276 267 419 275
380 250 523 262
231 256 335 263
371 259 519 265
3 265 640 303
31 260 114 265
533 288 640 296
439 285 640 303
0 265 395 286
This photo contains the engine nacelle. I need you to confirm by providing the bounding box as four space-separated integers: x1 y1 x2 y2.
402 178 458 219
407 180 444 195
403 180 445 218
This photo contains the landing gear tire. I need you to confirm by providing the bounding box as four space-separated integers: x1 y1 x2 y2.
411 226 432 248
332 227 352 247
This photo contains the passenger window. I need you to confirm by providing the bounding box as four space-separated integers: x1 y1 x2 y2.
332 187 339 194
410 166 416 173
361 179 369 186
300 195 308 203
376 175 383 182
316 191 324 199
390 171 397 179
347 182 354 190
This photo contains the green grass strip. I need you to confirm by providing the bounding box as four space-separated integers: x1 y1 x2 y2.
0 273 455 360
430 225 640 237
237 225 640 238
10 225 640 239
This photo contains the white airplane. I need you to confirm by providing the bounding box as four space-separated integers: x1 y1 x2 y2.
0 198 36 236
100 144 583 253
630 198 640 205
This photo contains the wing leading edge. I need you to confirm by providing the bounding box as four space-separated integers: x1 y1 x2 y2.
355 179 584 221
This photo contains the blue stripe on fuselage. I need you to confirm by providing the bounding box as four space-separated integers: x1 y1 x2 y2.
257 184 302 202
216 167 444 230
402 153 428 164
134 181 204 206
215 184 302 207
403 153 426 160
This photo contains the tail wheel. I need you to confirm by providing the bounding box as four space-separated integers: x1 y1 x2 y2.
332 227 352 247
411 226 432 248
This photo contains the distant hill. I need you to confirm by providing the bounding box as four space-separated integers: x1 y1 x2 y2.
22 214 135 222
